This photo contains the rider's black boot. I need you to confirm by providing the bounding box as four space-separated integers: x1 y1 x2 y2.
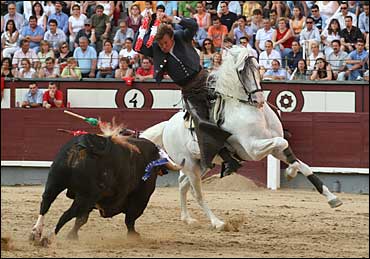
219 148 241 177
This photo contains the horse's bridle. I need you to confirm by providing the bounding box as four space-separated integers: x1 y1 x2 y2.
236 56 264 105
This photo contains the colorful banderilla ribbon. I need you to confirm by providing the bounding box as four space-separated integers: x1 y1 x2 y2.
142 158 169 181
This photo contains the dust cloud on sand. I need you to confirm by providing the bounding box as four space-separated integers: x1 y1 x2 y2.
1 176 369 258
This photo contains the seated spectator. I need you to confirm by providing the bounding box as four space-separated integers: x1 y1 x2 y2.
218 1 238 32
307 42 325 72
91 4 111 53
125 4 142 34
42 82 64 109
259 40 282 75
229 15 253 46
221 36 234 59
32 2 48 31
242 1 262 18
339 39 369 81
12 39 39 69
2 3 25 32
326 40 348 80
74 19 96 49
68 4 87 51
140 1 155 17
38 40 55 67
209 52 222 72
310 4 326 34
289 6 306 40
113 21 134 52
255 19 274 55
115 57 134 79
43 1 56 17
44 19 67 53
119 37 139 69
81 1 96 17
178 1 197 18
263 59 289 80
208 16 228 50
332 1 357 30
193 2 211 31
21 82 43 108
135 57 154 81
1 58 15 78
193 27 208 49
21 15 45 53
269 9 278 29
98 1 115 20
290 59 309 80
359 3 369 40
200 38 216 70
38 57 60 78
55 42 73 72
239 36 257 58
340 16 364 53
321 18 341 56
96 40 119 78
310 57 333 81
250 8 264 36
47 1 69 35
217 1 241 16
1 20 19 58
272 17 295 66
299 16 321 57
317 1 338 19
73 36 97 78
156 1 177 16
61 57 81 79
286 41 303 74
16 58 37 79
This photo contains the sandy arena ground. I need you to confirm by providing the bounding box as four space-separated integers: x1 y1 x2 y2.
1 174 369 258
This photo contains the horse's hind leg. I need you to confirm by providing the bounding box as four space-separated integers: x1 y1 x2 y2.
273 146 343 208
184 167 225 230
179 172 198 225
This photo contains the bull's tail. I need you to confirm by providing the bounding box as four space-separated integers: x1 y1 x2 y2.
140 121 168 148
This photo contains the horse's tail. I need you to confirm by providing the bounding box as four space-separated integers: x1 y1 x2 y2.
140 121 168 148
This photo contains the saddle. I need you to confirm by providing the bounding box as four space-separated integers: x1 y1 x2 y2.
183 92 226 130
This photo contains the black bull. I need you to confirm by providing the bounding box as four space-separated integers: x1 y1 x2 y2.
38 134 165 238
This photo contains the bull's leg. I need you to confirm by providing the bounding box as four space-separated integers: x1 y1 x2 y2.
272 146 343 208
179 172 198 225
185 166 225 230
30 184 65 242
66 213 90 240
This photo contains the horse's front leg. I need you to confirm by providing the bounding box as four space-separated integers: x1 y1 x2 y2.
184 166 225 230
272 146 343 208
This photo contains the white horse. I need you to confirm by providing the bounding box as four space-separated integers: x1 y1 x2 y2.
141 46 343 230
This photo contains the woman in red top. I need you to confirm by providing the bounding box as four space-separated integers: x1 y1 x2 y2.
272 17 295 67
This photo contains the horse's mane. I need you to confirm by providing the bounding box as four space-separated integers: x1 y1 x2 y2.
99 117 140 153
208 46 253 97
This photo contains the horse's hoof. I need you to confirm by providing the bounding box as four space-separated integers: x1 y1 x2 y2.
214 222 226 231
40 236 51 247
181 217 198 225
285 171 297 181
328 198 343 208
29 230 41 242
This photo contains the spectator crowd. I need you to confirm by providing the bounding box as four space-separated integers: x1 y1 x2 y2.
1 1 369 85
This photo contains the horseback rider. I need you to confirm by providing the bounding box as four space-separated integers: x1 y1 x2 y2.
135 12 241 176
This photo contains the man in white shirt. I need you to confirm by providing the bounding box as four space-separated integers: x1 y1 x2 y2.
331 1 357 30
299 16 321 57
255 19 274 55
119 37 139 70
44 19 67 53
12 39 38 69
326 39 348 79
258 40 282 76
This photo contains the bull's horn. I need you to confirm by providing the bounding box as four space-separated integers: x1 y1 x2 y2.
165 158 185 171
